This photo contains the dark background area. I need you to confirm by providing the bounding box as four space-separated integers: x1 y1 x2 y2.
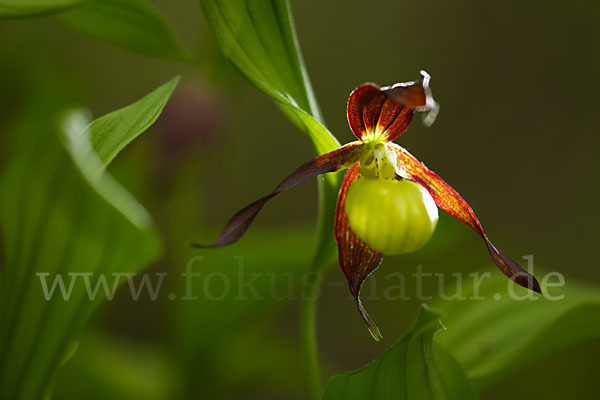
0 0 598 399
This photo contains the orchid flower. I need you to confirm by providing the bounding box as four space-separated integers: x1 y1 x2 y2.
191 71 540 340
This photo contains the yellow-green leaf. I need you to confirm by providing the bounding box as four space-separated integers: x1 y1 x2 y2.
322 306 478 400
57 0 192 60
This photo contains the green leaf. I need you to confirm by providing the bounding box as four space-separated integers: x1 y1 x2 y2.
57 0 192 61
0 79 176 399
197 0 342 277
172 228 314 396
198 2 343 396
433 271 600 390
86 76 180 167
322 306 478 400
0 0 82 18
174 228 314 358
198 0 339 156
53 333 178 400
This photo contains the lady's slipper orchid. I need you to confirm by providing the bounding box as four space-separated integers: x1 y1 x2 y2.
192 71 540 340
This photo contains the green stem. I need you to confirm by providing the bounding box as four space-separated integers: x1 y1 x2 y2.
300 171 341 399
301 265 323 400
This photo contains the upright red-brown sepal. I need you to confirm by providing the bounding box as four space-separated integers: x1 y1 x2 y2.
347 71 439 142
387 142 541 293
334 165 384 340
347 83 413 142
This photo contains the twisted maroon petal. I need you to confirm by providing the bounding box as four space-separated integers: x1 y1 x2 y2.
190 142 363 249
388 142 541 293
334 165 384 340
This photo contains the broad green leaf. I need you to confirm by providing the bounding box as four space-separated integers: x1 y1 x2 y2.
0 0 82 18
434 272 600 389
86 76 180 168
198 5 346 397
0 79 176 399
198 0 339 156
57 0 192 61
322 306 478 400
199 0 342 283
173 228 314 372
156 141 314 395
53 333 178 400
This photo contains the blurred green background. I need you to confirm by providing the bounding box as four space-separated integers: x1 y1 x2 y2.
0 0 598 399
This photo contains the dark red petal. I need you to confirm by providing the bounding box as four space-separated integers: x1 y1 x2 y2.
334 165 384 340
190 142 363 249
346 71 438 142
388 142 541 293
